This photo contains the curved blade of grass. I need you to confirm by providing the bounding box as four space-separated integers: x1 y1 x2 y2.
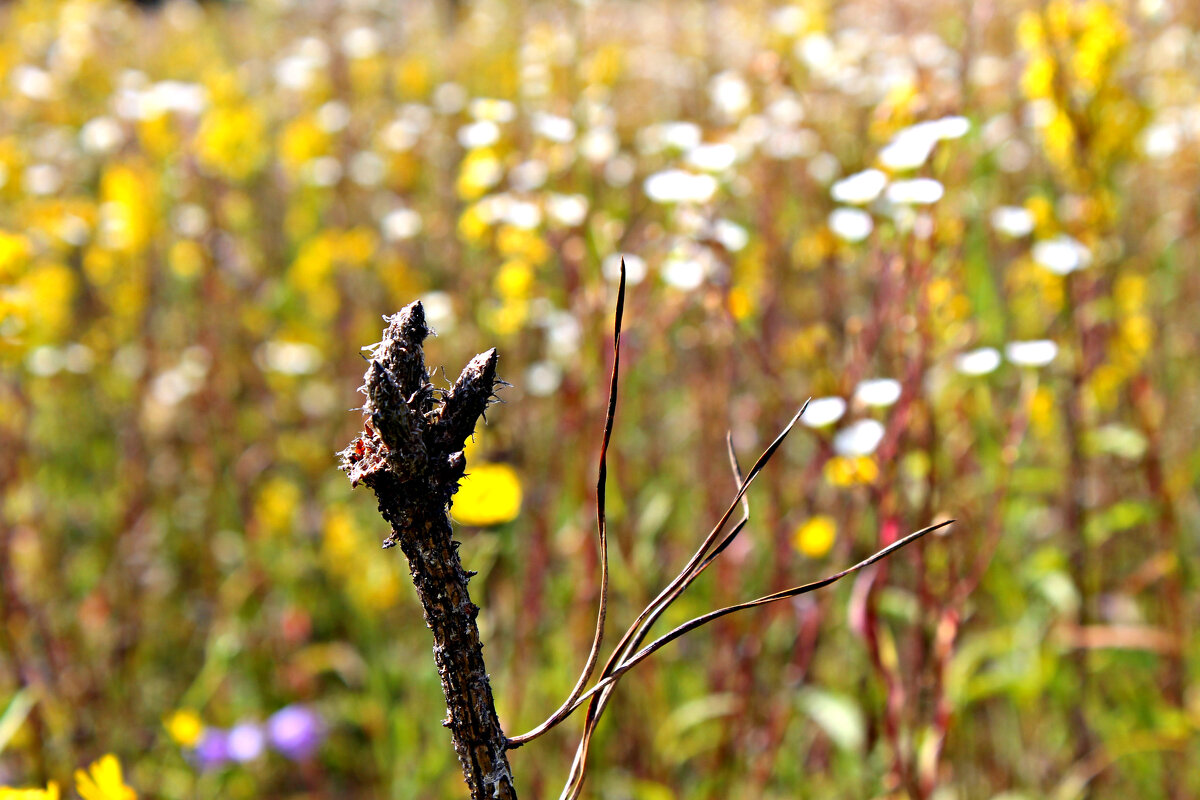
508 260 625 749
566 520 955 718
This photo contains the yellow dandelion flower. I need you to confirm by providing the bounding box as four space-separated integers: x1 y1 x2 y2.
164 709 204 747
0 782 59 800
793 516 837 559
452 463 522 527
74 754 136 800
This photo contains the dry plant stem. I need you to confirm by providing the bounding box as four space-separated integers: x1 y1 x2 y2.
559 520 954 798
562 428 947 794
507 265 625 749
340 303 516 800
559 405 810 796
566 520 956 719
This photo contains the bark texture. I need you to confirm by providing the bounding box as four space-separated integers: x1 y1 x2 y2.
340 302 516 800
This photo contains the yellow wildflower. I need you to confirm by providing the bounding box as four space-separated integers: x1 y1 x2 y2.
453 463 522 527
394 56 431 97
1024 196 1056 237
1021 53 1056 101
0 783 59 800
494 259 534 300
1029 385 1056 437
793 516 837 559
136 114 179 161
1042 108 1076 167
1016 12 1045 50
74 754 136 800
824 456 879 487
727 286 754 321
0 232 30 280
456 149 503 200
195 105 268 182
279 117 330 174
100 165 155 254
22 263 76 337
487 300 529 336
164 709 204 747
496 226 550 265
458 203 492 245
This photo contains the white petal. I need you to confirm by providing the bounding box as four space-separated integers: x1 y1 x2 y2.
644 169 718 204
1032 235 1090 275
831 168 887 204
828 208 873 242
886 178 944 205
853 378 902 407
833 419 886 456
801 396 847 428
990 206 1035 237
955 347 1002 375
1005 339 1058 367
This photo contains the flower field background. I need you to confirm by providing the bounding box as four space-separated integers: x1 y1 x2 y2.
2 0 1199 797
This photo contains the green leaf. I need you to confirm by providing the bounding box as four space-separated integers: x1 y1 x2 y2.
1085 424 1148 461
798 687 864 752
0 688 37 755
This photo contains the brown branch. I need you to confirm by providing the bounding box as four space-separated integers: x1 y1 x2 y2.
340 303 516 800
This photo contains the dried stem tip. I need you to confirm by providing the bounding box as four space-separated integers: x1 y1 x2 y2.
339 305 515 800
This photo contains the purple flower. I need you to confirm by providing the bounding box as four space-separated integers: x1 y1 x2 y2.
193 728 230 770
227 722 266 762
267 705 324 761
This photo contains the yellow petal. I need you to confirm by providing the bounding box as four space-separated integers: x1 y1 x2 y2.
793 515 837 559
452 463 523 527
